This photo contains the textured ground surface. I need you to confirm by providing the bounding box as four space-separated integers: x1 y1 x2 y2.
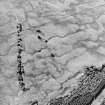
0 0 105 105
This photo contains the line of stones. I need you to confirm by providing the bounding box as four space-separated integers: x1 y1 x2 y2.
16 23 25 91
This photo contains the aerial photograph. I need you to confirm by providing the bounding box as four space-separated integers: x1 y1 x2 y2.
0 0 105 105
